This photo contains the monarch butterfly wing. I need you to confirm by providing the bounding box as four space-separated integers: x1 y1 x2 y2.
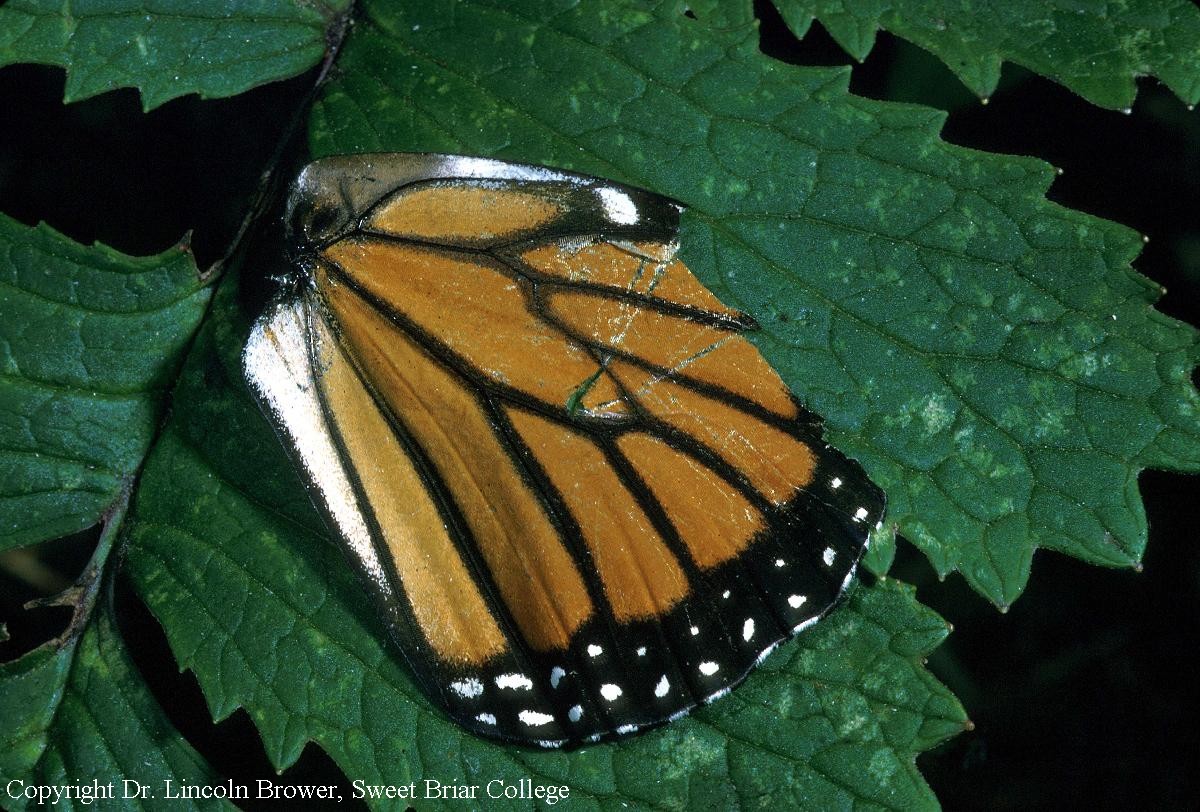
244 292 599 745
511 233 887 707
246 153 885 747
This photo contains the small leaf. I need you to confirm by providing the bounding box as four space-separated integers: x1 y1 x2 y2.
123 273 966 809
772 0 1200 110
0 0 351 110
0 217 210 552
0 635 71 784
863 523 897 576
0 599 225 810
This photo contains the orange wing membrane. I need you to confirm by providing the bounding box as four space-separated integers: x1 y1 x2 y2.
243 154 885 748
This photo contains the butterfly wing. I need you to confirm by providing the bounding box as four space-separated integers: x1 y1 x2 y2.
243 154 885 747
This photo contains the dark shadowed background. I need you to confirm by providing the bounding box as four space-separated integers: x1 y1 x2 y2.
1 5 1197 809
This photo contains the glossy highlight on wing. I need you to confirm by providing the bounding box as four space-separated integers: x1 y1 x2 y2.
243 153 886 748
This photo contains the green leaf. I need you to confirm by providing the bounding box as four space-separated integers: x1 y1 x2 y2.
308 0 1199 606
122 278 966 807
0 221 218 808
862 523 897 577
0 632 72 785
0 0 351 110
5 1 1196 807
1 485 222 810
0 599 225 811
0 216 210 552
773 0 1200 110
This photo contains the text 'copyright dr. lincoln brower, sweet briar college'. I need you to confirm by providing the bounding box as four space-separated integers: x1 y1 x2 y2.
6 777 572 805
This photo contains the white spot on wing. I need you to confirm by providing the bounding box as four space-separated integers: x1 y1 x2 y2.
587 643 603 657
568 705 583 722
743 618 756 641
690 625 700 636
704 686 732 704
475 713 497 725
756 641 780 664
841 564 859 591
495 673 533 691
550 666 566 688
600 683 623 701
823 547 836 566
699 661 719 676
854 506 869 521
654 675 670 697
597 187 639 225
450 678 484 698
519 709 555 727
788 594 807 609
831 477 843 489
794 617 820 634
636 646 647 656
616 723 639 735
775 558 786 568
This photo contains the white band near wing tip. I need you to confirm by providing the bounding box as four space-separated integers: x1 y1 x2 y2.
436 154 573 184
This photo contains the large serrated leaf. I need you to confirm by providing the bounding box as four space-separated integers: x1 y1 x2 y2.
0 216 210 552
0 217 216 807
305 0 1199 607
4 0 1196 807
773 0 1200 110
0 0 351 110
121 269 967 809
